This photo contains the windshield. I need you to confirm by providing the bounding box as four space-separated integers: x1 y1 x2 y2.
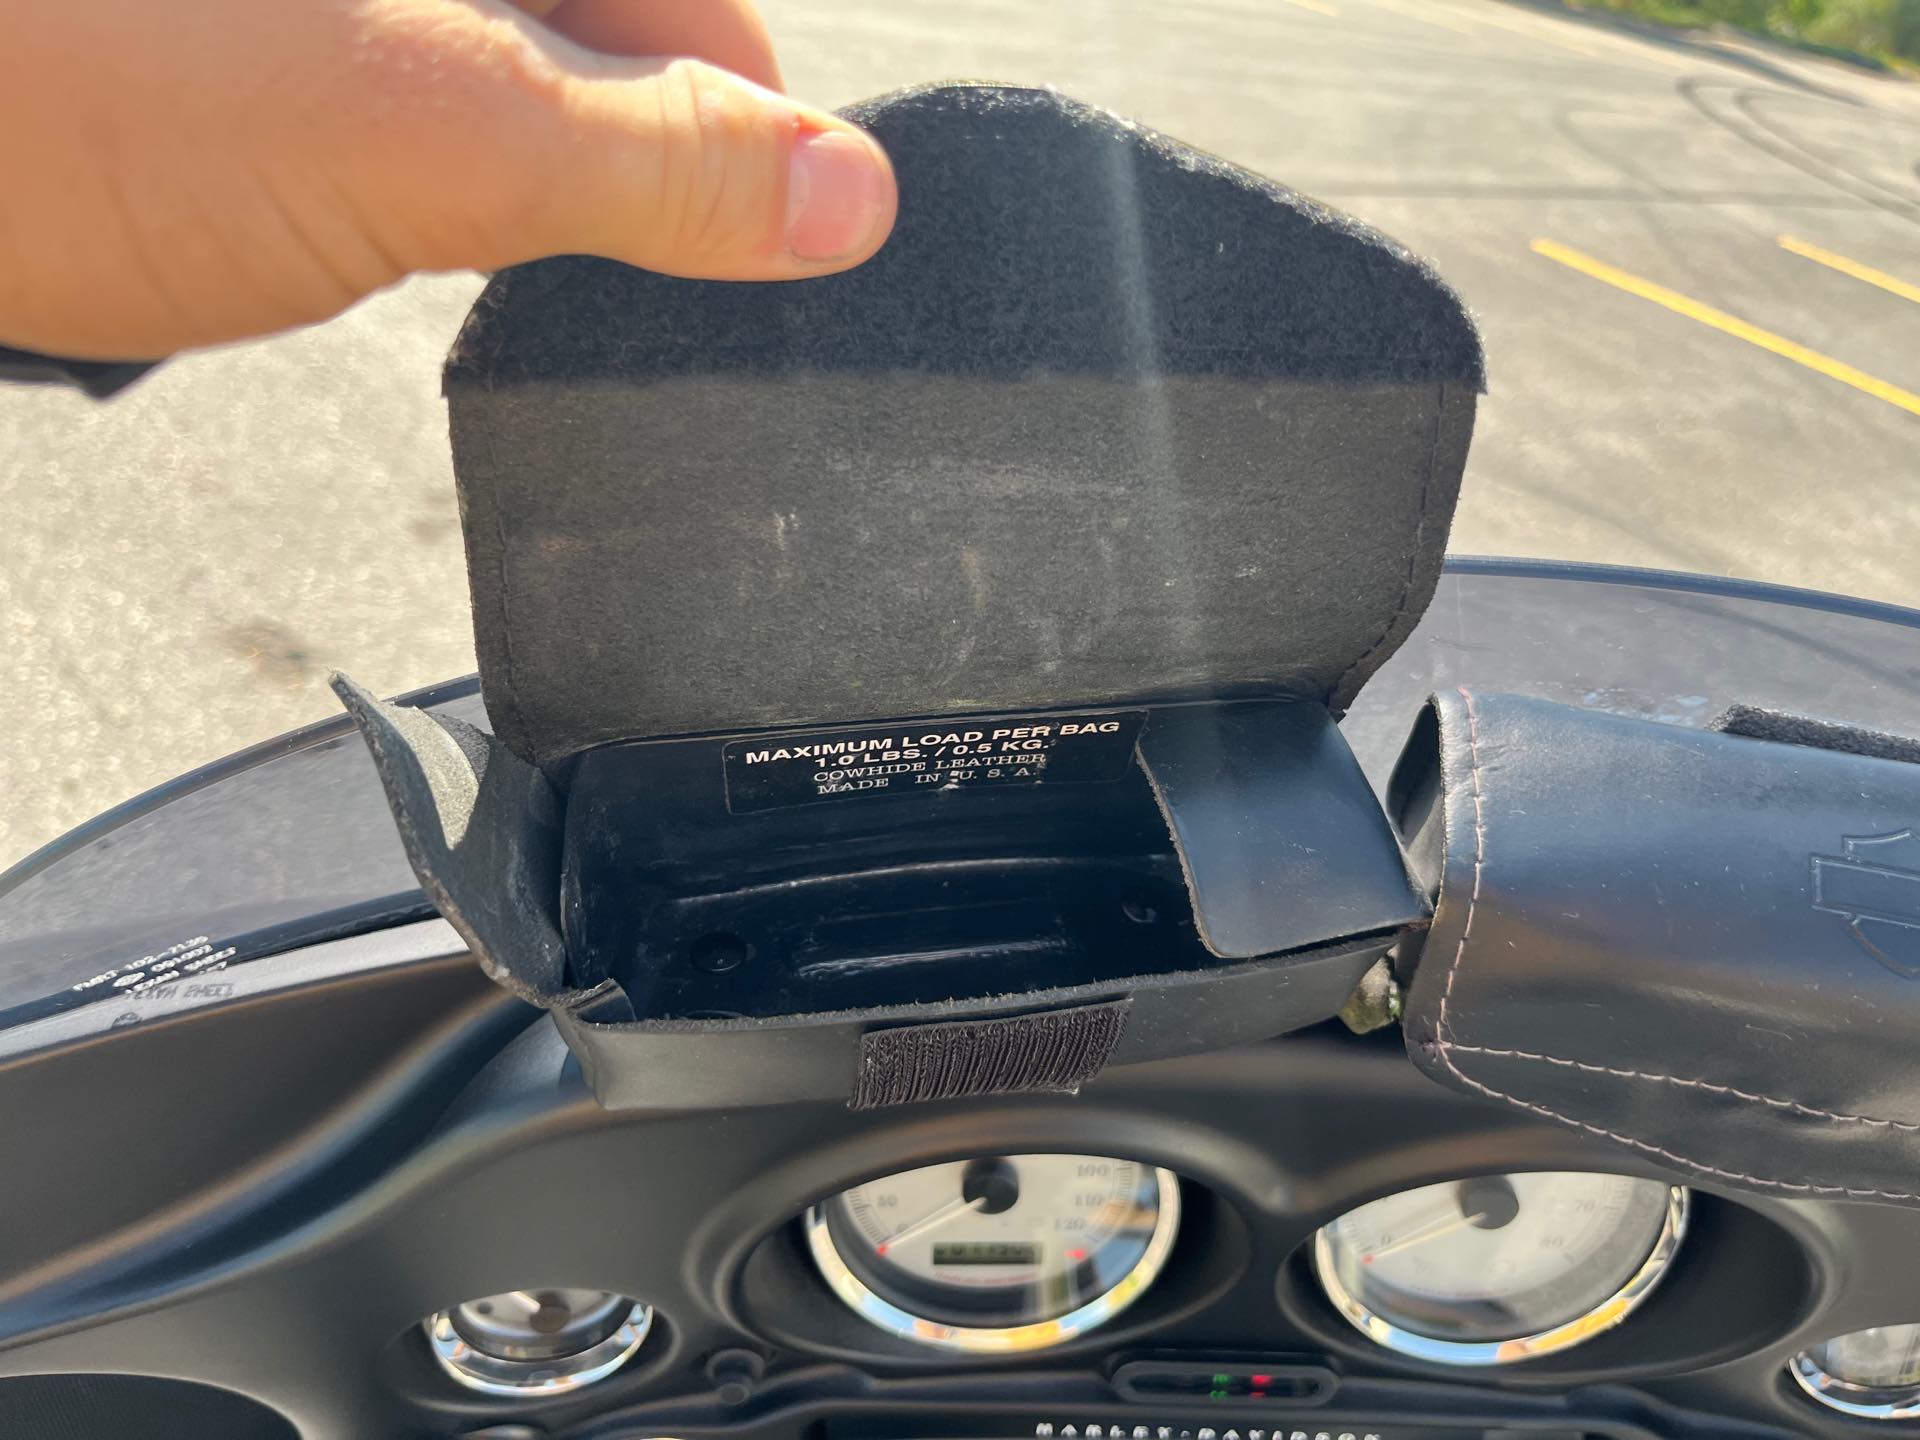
6 563 1920 1021
1 1 1915 879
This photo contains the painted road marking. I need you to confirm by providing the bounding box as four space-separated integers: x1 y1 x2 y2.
1779 235 1920 307
1359 0 1478 36
1532 238 1920 420
1461 3 1602 55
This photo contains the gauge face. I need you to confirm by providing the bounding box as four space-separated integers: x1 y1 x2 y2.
807 1154 1180 1352
1313 1172 1687 1365
424 1289 652 1396
1792 1325 1920 1418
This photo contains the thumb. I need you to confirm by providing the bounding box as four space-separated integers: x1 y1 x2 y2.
395 44 897 283
0 0 898 358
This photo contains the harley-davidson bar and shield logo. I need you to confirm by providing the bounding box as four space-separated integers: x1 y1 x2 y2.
1811 830 1920 980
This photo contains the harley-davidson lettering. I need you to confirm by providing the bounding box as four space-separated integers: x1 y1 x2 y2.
723 712 1147 814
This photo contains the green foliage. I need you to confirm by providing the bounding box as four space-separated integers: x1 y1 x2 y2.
1578 0 1920 62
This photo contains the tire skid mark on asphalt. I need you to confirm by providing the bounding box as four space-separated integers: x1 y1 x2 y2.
1357 0 1701 74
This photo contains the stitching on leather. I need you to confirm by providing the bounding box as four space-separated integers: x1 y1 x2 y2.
1437 1056 1920 1201
1444 1041 1920 1132
1330 383 1447 706
1434 682 1488 1033
1430 685 1920 1204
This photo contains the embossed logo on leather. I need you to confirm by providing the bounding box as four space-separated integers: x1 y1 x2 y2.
1811 830 1920 979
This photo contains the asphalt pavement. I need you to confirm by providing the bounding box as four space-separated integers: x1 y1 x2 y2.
2 0 1918 868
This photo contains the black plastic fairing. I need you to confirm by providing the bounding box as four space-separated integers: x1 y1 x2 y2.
7 567 1920 1437
0 983 1848 1440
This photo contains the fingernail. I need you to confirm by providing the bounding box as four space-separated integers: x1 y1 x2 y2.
786 130 891 264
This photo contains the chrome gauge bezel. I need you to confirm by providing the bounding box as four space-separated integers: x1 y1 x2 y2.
806 1162 1182 1353
1312 1179 1690 1367
424 1299 653 1396
1790 1346 1920 1419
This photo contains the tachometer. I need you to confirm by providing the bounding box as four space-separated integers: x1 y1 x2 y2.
807 1154 1179 1352
1313 1171 1686 1365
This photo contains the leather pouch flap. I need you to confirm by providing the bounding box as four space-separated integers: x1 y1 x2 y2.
446 82 1482 764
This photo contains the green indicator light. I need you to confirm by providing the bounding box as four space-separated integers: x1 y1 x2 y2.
1209 1390 1228 1401
1212 1374 1232 1387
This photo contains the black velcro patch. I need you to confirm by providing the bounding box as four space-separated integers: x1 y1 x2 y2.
1714 704 1920 766
852 1001 1131 1110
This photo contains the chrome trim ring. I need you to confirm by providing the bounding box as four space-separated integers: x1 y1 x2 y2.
806 1163 1181 1353
1312 1182 1689 1367
424 1299 652 1396
1791 1347 1920 1419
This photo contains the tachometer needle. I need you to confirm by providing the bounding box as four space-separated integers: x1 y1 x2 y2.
876 1195 987 1254
1361 1210 1487 1264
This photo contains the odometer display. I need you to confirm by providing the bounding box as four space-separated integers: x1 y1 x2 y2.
807 1154 1179 1352
933 1241 1042 1266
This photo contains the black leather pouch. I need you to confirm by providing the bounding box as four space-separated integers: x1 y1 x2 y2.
336 83 1483 1111
1395 689 1920 1207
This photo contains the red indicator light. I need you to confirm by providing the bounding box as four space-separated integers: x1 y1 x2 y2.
1066 1248 1088 1261
1250 1375 1273 1387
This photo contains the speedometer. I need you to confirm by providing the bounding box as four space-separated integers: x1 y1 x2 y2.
1313 1171 1687 1365
807 1154 1179 1352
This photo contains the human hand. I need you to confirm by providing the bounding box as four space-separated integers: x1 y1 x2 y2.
0 0 897 359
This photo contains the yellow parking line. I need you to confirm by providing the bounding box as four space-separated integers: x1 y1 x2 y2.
1531 239 1920 420
1362 0 1477 35
1465 4 1601 55
1779 235 1920 307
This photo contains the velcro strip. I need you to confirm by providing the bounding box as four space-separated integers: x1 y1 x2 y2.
852 1001 1131 1110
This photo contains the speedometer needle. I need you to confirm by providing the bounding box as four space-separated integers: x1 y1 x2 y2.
1361 1210 1487 1264
876 1195 988 1254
